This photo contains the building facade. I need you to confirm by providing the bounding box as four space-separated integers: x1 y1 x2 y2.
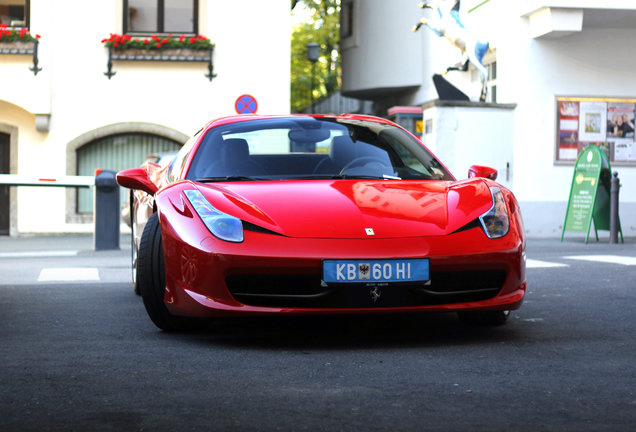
0 0 290 235
340 0 636 237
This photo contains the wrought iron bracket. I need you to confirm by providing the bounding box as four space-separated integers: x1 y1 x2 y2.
104 45 215 81
0 39 42 75
29 39 42 75
104 45 116 79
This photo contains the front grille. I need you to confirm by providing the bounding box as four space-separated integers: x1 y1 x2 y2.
226 270 506 308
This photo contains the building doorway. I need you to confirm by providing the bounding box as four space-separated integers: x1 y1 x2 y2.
75 133 181 214
0 132 9 235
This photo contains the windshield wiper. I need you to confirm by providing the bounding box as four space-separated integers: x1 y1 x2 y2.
284 174 402 181
337 174 402 180
196 176 262 182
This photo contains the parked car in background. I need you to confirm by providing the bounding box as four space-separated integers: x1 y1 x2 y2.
121 152 177 228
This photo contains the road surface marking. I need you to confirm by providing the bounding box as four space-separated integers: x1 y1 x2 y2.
526 259 568 268
0 251 78 258
38 268 99 282
563 255 636 266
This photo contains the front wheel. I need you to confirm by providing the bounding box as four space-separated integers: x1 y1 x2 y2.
137 212 195 331
457 310 511 326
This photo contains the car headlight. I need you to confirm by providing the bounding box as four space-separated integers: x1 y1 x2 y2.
184 190 244 243
479 187 509 239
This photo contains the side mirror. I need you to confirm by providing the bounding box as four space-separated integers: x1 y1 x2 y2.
116 167 158 195
468 165 498 181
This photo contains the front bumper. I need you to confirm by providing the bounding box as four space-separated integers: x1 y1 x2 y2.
160 223 526 318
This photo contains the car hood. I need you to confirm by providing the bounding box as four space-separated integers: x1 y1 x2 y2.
193 179 494 239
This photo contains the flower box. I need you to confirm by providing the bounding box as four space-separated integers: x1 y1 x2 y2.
111 47 211 61
103 34 216 81
0 40 35 54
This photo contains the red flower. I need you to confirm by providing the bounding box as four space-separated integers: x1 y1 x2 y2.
36 34 41 39
100 31 211 50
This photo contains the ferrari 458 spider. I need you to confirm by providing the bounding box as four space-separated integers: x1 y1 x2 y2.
117 114 526 331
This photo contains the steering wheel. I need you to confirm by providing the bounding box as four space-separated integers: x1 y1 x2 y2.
339 156 391 175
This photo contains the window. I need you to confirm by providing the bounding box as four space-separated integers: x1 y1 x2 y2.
0 0 29 28
340 1 353 39
124 0 197 35
340 0 357 50
486 60 497 103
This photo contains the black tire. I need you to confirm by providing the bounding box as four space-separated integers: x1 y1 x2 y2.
457 310 511 326
137 212 194 331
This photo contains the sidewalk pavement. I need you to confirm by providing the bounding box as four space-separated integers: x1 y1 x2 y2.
0 233 131 253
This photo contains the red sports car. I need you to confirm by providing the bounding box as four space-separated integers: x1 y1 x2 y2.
117 114 526 331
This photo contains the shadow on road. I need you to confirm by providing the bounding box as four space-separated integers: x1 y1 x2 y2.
162 312 523 351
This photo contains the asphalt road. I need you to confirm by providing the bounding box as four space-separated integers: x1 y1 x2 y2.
0 235 635 431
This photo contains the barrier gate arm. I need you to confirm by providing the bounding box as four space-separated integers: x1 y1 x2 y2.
0 172 120 250
0 174 95 188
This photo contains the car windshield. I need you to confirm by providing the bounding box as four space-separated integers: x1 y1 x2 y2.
185 117 453 181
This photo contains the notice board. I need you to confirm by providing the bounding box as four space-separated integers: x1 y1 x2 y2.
556 96 636 165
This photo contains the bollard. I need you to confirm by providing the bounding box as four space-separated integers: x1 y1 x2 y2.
609 171 620 244
94 169 120 250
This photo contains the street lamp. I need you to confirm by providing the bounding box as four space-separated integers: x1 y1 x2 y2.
306 42 320 114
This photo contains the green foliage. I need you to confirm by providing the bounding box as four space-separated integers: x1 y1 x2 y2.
291 0 341 113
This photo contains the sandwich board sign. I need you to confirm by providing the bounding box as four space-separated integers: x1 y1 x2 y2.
561 145 622 243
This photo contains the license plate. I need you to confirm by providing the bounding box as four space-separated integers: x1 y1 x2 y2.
323 259 429 284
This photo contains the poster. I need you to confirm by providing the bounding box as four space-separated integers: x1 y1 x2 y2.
557 100 579 160
614 139 634 162
578 102 607 142
607 102 635 139
608 102 635 162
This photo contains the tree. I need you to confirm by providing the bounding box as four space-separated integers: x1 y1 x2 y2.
291 0 341 113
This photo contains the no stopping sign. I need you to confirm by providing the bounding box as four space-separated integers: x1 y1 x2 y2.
235 94 258 114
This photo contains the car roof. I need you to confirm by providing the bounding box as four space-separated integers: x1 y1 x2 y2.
199 114 397 135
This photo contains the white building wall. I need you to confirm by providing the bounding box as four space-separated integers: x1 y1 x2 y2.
423 103 515 190
340 0 422 97
0 0 290 234
490 7 636 236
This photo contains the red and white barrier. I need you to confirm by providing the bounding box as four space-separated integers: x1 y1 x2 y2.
0 174 94 188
